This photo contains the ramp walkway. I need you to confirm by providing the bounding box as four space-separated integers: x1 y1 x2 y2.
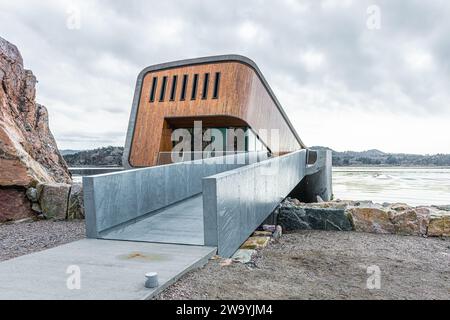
101 194 204 245
85 150 332 257
0 239 215 300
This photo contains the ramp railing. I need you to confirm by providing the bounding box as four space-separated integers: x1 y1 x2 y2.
83 152 268 238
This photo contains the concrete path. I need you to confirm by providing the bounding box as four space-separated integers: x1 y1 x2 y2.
0 239 215 300
101 195 204 245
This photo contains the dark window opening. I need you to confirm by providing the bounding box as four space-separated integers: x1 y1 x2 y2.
180 75 188 101
159 76 168 102
202 73 209 99
170 75 178 101
191 74 199 100
213 72 221 99
150 77 158 102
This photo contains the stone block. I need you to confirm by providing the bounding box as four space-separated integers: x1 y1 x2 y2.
68 183 84 219
38 183 71 220
347 208 395 234
428 212 450 237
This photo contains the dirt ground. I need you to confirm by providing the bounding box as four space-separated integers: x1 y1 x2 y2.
1 221 449 300
157 230 450 300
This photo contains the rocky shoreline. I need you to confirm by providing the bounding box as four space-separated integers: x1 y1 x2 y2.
278 198 450 238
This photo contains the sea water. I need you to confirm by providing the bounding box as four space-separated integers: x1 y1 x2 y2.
333 167 450 206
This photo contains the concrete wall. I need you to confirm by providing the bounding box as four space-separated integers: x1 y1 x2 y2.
290 150 333 202
84 153 268 238
202 149 308 257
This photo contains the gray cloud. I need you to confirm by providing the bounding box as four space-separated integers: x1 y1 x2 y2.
0 0 449 153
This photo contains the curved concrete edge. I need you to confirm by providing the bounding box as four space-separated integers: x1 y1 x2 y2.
122 54 306 169
202 149 332 257
203 150 308 257
291 149 333 203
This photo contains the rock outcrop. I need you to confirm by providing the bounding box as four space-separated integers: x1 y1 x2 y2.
0 188 34 221
0 36 71 222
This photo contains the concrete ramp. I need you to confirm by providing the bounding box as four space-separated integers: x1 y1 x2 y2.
84 150 332 258
0 239 215 300
101 194 204 245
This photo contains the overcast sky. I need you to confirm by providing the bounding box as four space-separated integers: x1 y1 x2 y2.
1 0 449 154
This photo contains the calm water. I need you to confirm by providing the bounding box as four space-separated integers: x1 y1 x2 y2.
73 167 450 207
333 167 450 206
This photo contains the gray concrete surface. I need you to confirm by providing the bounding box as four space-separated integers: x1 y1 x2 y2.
0 239 216 300
84 153 255 238
203 150 309 257
291 150 333 202
101 195 204 245
303 150 333 202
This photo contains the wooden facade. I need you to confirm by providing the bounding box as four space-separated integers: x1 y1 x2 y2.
123 55 305 168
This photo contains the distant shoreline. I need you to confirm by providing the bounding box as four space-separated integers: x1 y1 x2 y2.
62 146 450 168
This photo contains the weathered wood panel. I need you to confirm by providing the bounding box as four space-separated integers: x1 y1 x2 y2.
128 59 304 167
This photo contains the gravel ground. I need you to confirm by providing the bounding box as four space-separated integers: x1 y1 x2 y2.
0 220 85 262
1 221 449 300
157 231 450 300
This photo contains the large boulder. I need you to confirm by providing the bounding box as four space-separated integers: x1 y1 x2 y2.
427 211 450 237
0 36 71 220
278 200 353 231
346 208 395 234
388 204 430 236
67 183 84 219
37 183 71 220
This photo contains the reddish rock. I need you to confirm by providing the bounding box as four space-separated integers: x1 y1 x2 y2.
347 208 395 234
0 188 34 222
389 208 429 236
0 36 71 187
0 37 71 221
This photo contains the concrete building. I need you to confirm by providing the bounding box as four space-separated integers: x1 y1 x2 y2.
84 55 332 257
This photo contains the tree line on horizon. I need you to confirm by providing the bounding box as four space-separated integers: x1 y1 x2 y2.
61 146 450 167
